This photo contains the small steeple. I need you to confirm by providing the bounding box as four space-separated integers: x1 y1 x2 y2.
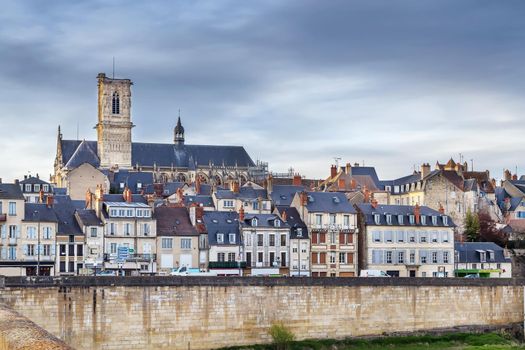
174 111 185 145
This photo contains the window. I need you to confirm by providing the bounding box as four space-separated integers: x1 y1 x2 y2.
245 233 252 246
398 215 404 224
27 227 36 239
409 251 415 264
124 223 131 236
315 214 322 226
25 184 31 192
26 244 35 256
228 252 236 262
257 234 263 246
110 243 117 254
8 202 16 216
8 246 16 260
223 200 234 208
421 215 426 225
329 214 336 225
246 252 252 266
443 216 448 226
43 244 51 256
43 227 52 239
161 238 173 249
408 231 416 243
228 233 236 244
112 91 120 114
372 231 381 242
218 252 226 262
42 184 49 192
110 223 116 235
9 225 17 238
343 215 350 227
143 224 150 236
330 231 336 244
398 251 404 264
386 251 393 264
269 234 275 246
216 233 224 244
181 239 191 249
329 252 336 264
136 209 143 217
488 250 495 261
257 252 264 263
419 232 427 243
339 252 346 264
443 251 449 264
90 227 97 237
442 231 449 243
385 231 393 243
409 215 415 225
274 219 280 227
479 251 486 262
143 210 151 218
432 216 437 225
296 228 303 237
397 231 405 243
386 214 392 225
420 251 427 264
281 234 286 247
118 209 125 217
126 209 133 217
431 231 438 243
110 209 117 217
372 250 383 264
252 218 258 227
252 201 259 210
374 214 380 225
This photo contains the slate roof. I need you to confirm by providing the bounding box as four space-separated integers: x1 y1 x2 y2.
111 171 154 193
463 171 495 194
303 191 356 213
241 213 288 228
155 206 198 237
53 195 83 235
60 139 255 169
23 203 58 222
76 209 103 226
19 176 50 186
349 167 382 189
184 195 214 208
463 178 478 192
215 186 268 201
381 172 423 193
357 203 455 227
102 194 147 204
454 242 511 264
0 184 25 200
277 206 308 239
203 211 240 246
270 185 305 207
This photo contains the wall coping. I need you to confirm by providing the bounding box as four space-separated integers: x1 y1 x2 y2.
2 276 524 288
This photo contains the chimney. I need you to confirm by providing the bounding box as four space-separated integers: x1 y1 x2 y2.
345 163 352 175
232 181 240 194
350 179 357 190
123 187 132 203
85 189 93 209
512 174 518 181
176 187 184 203
24 175 28 180
363 186 370 203
300 191 308 206
0 178 2 184
330 165 337 179
421 163 430 180
147 195 155 213
94 184 104 218
504 169 512 181
414 203 421 224
438 203 444 214
281 209 287 222
46 195 54 208
371 198 378 209
491 178 496 189
267 174 273 194
338 178 346 190
292 174 302 187
195 176 201 195
39 189 45 204
239 205 245 221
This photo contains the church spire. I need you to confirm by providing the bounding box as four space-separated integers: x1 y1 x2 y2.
174 112 185 145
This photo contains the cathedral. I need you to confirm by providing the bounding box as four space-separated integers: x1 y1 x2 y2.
53 73 260 195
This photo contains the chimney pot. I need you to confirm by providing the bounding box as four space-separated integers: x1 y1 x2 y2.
239 205 245 221
46 195 54 208
330 165 337 179
292 174 302 187
414 204 421 224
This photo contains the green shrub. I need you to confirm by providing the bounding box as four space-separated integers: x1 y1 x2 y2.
269 322 295 349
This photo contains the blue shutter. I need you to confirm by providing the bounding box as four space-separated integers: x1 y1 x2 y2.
1 225 6 238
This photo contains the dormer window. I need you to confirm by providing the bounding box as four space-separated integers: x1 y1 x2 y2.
398 215 404 224
217 233 224 244
479 250 486 262
274 219 280 227
296 228 303 237
374 214 380 225
488 250 495 261
112 92 120 114
443 216 448 226
431 216 437 226
421 215 426 225
409 215 415 225
252 218 258 227
42 184 49 192
386 214 392 225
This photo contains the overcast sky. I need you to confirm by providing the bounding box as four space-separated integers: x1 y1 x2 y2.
1 1 525 183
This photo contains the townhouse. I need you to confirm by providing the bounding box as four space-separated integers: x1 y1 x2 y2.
213 182 271 214
0 183 26 275
277 206 310 276
454 242 512 278
356 201 455 277
291 191 358 277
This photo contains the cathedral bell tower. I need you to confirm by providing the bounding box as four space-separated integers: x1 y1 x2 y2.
95 73 134 169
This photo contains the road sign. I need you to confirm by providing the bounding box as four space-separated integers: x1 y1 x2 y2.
117 246 129 261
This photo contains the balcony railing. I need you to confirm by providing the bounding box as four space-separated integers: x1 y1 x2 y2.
103 253 156 262
209 261 247 269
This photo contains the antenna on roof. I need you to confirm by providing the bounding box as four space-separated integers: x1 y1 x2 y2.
333 157 341 168
112 57 115 79
470 159 474 172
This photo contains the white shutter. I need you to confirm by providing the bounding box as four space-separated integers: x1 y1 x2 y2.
23 244 28 256
16 225 21 238
51 245 56 256
1 247 6 259
1 225 6 238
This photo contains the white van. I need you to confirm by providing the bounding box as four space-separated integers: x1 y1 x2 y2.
360 270 390 277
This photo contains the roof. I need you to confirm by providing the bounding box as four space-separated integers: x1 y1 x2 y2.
154 206 198 237
454 242 511 264
277 206 308 239
53 196 83 235
111 171 154 194
241 213 288 229
215 185 268 201
76 209 103 226
60 139 255 169
463 178 478 192
463 171 495 194
102 194 147 204
19 176 50 186
203 211 240 246
357 203 455 227
270 185 305 207
0 183 24 200
184 195 214 208
381 172 423 193
23 203 58 222
349 166 382 189
303 192 356 213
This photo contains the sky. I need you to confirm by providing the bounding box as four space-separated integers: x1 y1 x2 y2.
1 0 525 183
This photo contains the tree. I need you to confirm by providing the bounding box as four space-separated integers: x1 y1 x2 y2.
269 322 295 350
478 210 507 247
464 209 480 242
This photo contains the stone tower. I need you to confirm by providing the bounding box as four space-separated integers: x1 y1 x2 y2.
95 73 133 169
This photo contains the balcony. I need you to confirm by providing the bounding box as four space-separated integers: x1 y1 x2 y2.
0 214 6 222
209 261 247 269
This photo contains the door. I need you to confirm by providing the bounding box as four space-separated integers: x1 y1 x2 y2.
180 254 192 268
409 270 416 277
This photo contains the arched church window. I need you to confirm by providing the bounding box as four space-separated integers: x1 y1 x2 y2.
112 92 120 114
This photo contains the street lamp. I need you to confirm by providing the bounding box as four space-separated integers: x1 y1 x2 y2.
33 210 41 277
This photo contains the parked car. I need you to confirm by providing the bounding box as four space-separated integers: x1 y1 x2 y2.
359 270 391 277
464 273 480 278
170 266 217 276
96 270 116 276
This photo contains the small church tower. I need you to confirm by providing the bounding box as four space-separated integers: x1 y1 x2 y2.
174 116 185 145
95 72 133 169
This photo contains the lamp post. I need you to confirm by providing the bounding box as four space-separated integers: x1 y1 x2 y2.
34 210 41 277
